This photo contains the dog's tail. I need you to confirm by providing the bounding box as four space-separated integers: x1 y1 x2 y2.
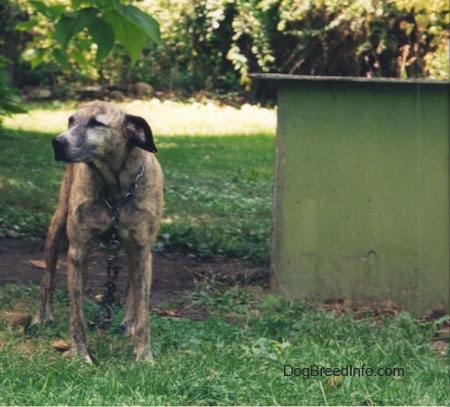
44 164 74 272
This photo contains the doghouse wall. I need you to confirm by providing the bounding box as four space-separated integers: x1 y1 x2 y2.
270 77 449 315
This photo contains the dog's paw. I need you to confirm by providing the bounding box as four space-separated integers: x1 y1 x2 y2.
66 348 95 365
31 311 53 326
135 348 154 363
120 320 135 336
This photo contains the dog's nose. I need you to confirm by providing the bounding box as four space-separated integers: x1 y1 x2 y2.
52 136 68 161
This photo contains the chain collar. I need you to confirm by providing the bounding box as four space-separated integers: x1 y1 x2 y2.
100 165 145 217
97 165 145 328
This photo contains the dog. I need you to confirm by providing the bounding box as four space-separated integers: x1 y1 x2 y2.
33 101 164 363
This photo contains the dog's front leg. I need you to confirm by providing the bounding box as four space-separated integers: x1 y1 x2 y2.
67 244 93 364
128 249 153 362
121 280 136 336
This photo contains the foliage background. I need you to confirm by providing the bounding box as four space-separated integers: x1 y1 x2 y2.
0 0 448 105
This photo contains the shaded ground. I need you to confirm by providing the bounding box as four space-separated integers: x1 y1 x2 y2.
0 237 269 306
1 238 448 356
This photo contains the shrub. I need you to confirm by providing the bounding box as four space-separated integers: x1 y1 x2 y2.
3 0 449 101
136 0 449 95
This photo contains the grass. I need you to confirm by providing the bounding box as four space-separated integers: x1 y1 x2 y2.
0 100 276 264
0 284 448 405
159 134 273 261
0 101 448 405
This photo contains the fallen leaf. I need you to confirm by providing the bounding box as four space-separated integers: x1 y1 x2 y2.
52 340 71 352
151 308 181 317
28 259 46 269
326 374 342 390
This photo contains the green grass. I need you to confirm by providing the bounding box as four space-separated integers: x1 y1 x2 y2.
1 102 448 405
0 101 275 264
158 134 273 262
0 284 448 405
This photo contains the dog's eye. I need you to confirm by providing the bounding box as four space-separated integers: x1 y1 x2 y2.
87 117 107 128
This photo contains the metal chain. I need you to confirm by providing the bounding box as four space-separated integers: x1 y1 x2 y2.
96 165 145 329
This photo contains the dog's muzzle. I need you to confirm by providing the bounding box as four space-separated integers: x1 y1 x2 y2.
52 136 69 161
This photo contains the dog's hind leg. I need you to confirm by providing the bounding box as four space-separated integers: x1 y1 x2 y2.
33 165 73 324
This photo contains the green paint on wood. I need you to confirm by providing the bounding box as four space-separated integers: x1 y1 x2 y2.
268 77 449 315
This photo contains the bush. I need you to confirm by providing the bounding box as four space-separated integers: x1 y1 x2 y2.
0 58 26 121
0 0 27 121
3 0 449 102
135 0 450 96
132 0 240 94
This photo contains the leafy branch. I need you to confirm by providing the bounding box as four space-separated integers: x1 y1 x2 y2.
18 0 161 71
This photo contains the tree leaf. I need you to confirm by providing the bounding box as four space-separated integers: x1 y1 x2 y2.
88 17 115 62
29 0 65 19
104 10 148 65
103 5 161 65
116 5 161 46
52 48 71 70
54 7 98 51
29 48 47 69
54 15 76 51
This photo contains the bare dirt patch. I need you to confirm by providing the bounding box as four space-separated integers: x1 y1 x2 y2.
0 237 268 306
1 238 448 357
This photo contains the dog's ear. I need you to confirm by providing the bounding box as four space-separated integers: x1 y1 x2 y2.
125 115 157 153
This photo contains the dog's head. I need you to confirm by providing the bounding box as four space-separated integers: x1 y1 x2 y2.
52 102 157 163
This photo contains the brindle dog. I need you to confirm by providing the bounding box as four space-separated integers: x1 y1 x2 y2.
33 101 164 363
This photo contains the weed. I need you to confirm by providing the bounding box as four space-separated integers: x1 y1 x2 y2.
0 284 448 405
